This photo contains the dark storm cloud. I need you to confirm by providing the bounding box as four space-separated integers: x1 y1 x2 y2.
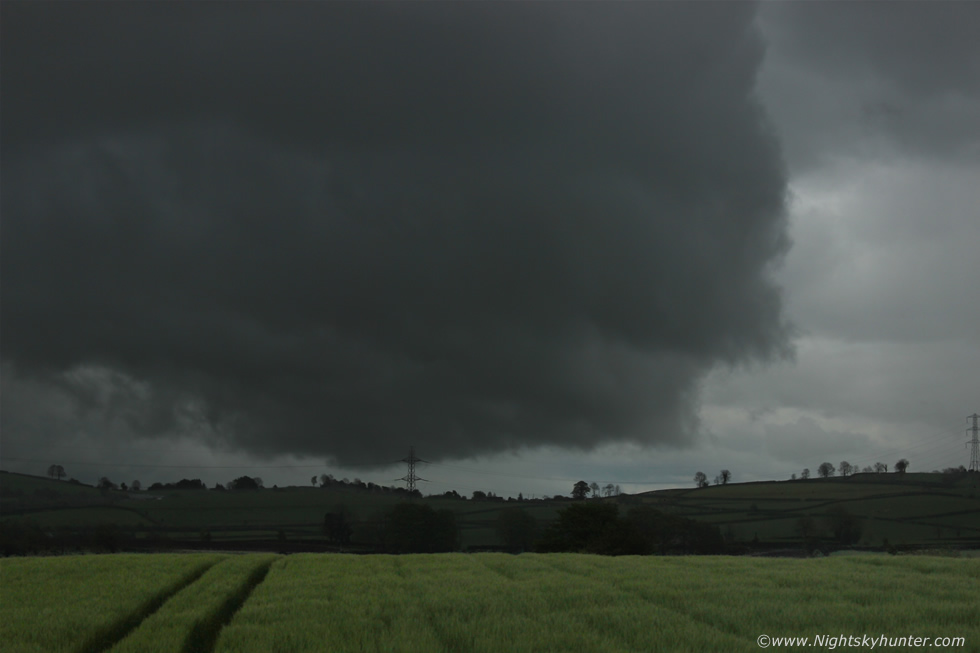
1 2 791 465
758 2 980 169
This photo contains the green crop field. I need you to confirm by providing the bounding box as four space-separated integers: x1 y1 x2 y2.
0 553 226 653
108 554 277 653
2 553 978 653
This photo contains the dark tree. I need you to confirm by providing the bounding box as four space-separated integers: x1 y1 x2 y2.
93 523 124 552
97 477 116 490
472 490 488 501
496 507 537 553
825 506 862 544
230 476 260 490
382 503 458 553
895 459 909 473
324 506 353 545
874 462 888 473
47 464 66 481
801 468 811 480
131 480 141 491
0 519 52 556
537 503 722 556
795 515 817 552
625 506 723 555
589 482 600 499
572 481 590 500
838 461 852 477
817 462 836 478
536 502 624 553
693 471 708 488
719 470 731 485
311 475 317 486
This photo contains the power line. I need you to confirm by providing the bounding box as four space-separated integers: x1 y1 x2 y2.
968 413 979 472
428 461 662 486
852 418 967 472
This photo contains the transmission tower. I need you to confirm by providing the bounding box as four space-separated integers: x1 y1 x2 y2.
399 445 427 493
968 414 979 473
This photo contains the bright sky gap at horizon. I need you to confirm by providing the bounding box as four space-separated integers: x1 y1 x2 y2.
0 2 978 498
1 417 972 495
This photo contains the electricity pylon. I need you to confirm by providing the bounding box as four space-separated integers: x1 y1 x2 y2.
399 445 427 492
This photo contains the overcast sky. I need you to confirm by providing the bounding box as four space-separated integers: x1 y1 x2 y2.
2 2 977 497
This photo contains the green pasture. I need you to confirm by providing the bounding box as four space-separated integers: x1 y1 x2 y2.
7 507 154 528
646 474 980 547
0 472 104 498
2 553 978 653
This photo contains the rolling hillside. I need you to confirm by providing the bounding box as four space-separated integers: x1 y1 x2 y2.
627 472 980 549
2 469 978 552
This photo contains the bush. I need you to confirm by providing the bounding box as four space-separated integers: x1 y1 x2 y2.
324 506 353 545
382 503 458 553
496 507 537 553
0 519 51 556
825 506 862 545
536 503 724 556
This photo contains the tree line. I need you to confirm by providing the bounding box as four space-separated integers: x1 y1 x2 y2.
570 481 623 499
690 460 924 487
692 470 732 488
350 500 723 556
789 459 910 481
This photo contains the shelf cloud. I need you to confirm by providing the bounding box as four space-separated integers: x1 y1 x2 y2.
1 3 791 465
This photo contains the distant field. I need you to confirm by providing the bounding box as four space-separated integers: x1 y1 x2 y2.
629 473 980 548
1 553 978 653
2 469 979 550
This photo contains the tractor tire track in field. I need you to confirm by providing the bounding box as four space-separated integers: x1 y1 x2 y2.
181 557 276 653
76 558 223 653
473 554 523 580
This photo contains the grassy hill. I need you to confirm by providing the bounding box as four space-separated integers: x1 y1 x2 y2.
3 469 978 553
626 472 980 549
0 470 564 551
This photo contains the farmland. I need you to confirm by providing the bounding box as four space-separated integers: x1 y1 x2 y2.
1 553 978 652
2 470 979 552
0 553 226 653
